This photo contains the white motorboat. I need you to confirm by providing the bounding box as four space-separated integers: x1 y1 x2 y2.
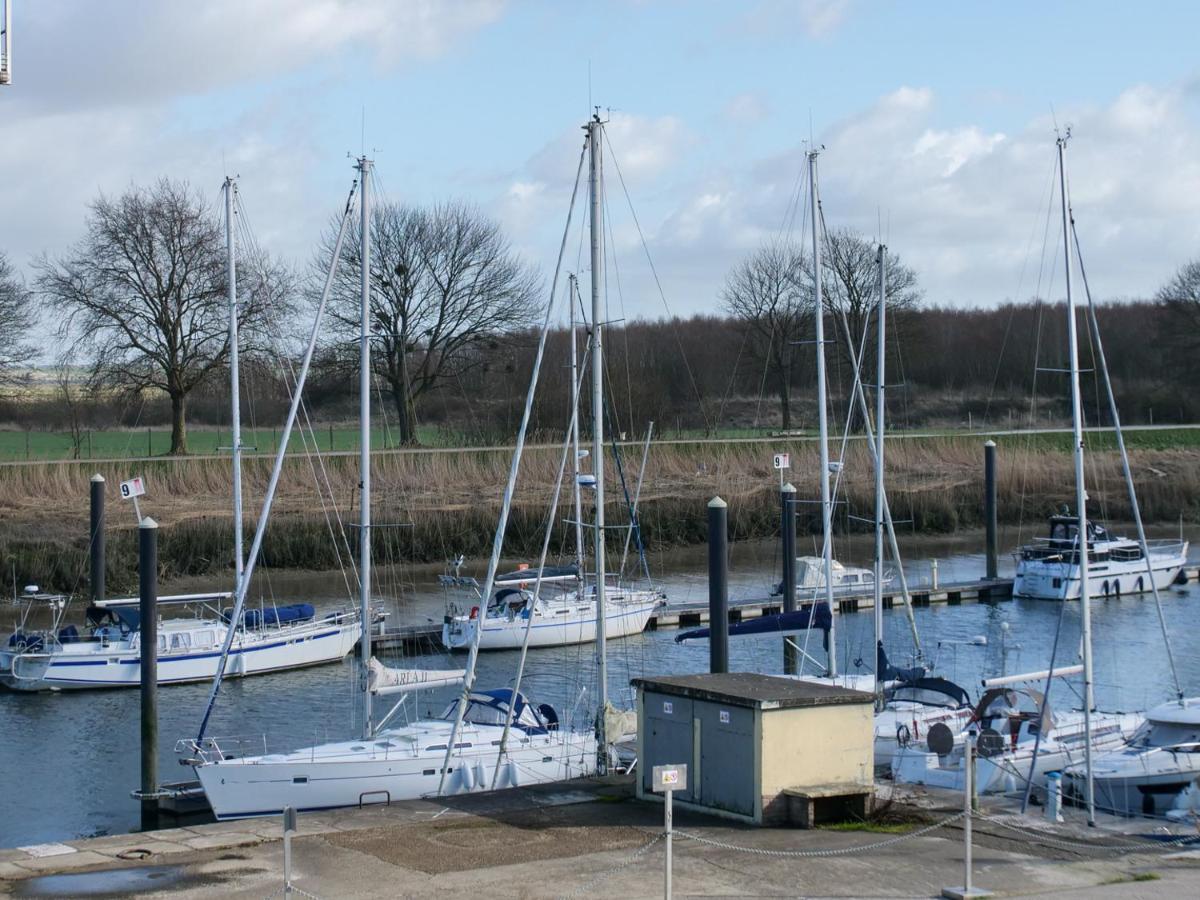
774 556 893 598
1063 699 1200 817
1013 514 1187 600
1 593 359 691
190 687 594 819
891 684 1139 794
442 565 663 650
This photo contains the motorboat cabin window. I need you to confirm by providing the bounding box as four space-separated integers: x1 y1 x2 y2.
170 633 191 651
197 630 215 646
157 635 167 652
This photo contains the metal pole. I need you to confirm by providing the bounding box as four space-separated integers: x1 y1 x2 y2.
139 516 159 832
358 156 374 740
282 806 296 897
569 275 586 581
1 0 11 85
984 441 997 580
664 787 673 900
781 483 797 675
588 114 609 763
224 177 245 600
874 245 887 678
964 731 974 893
620 422 654 579
708 497 729 674
808 149 837 677
1058 135 1095 825
89 474 105 605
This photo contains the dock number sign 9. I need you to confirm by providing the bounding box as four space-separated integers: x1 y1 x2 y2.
773 453 790 470
120 477 146 499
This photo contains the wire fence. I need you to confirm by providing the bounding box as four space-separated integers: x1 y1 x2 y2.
555 805 1200 898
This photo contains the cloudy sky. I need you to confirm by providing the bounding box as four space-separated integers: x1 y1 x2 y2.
3 0 1200 323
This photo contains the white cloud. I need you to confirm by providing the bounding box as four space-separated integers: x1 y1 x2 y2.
537 82 1200 319
722 92 770 125
15 0 505 113
742 0 854 40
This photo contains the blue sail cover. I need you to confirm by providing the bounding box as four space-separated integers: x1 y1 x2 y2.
223 603 316 628
675 603 832 644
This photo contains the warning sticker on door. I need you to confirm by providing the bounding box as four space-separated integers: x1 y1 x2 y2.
663 701 673 714
719 709 730 724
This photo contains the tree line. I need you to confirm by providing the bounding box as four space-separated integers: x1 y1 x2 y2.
2 177 1200 452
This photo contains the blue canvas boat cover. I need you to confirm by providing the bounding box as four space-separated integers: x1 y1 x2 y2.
675 603 832 644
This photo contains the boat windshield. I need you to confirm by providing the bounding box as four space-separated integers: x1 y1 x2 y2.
1131 719 1200 749
441 690 550 733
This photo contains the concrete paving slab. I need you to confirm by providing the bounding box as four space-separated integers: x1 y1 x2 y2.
180 832 262 851
7 849 111 873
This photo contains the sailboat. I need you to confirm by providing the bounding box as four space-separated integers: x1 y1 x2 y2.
893 137 1148 809
677 154 973 762
0 179 360 692
188 139 614 817
442 276 665 652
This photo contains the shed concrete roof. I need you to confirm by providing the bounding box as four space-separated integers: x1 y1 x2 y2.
632 672 874 710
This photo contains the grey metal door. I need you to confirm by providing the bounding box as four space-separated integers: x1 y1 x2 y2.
696 701 755 816
643 692 695 802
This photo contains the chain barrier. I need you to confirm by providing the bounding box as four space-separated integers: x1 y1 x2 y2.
674 810 969 858
560 831 666 900
975 812 1200 855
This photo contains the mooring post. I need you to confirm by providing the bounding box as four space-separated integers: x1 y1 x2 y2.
984 440 998 580
89 474 105 605
708 496 728 674
139 516 159 832
781 483 797 675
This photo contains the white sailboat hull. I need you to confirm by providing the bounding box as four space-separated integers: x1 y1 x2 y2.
193 721 597 819
0 618 360 691
891 711 1140 793
442 594 660 651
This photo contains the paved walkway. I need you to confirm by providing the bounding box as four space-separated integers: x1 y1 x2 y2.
2 780 1199 898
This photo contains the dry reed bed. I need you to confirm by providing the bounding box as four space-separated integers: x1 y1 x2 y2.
1 438 1196 592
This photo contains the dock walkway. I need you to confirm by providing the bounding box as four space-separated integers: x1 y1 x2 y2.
374 563 1200 652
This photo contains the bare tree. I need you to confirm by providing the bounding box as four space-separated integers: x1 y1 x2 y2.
35 179 287 454
321 200 541 445
819 227 922 359
721 241 810 431
0 251 35 386
53 357 88 459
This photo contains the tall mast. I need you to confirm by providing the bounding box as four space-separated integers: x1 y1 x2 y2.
874 244 886 679
357 156 374 740
1058 134 1095 825
569 275 586 580
587 113 609 763
809 149 837 677
223 177 244 601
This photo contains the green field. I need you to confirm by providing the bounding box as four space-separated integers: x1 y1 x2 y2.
0 425 459 461
1 423 1199 462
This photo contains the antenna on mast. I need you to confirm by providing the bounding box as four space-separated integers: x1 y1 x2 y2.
1 0 12 86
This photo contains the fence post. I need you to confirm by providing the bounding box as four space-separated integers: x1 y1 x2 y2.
283 805 297 896
942 729 990 898
664 787 673 900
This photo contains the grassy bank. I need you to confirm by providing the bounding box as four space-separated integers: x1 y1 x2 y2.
2 434 1197 594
